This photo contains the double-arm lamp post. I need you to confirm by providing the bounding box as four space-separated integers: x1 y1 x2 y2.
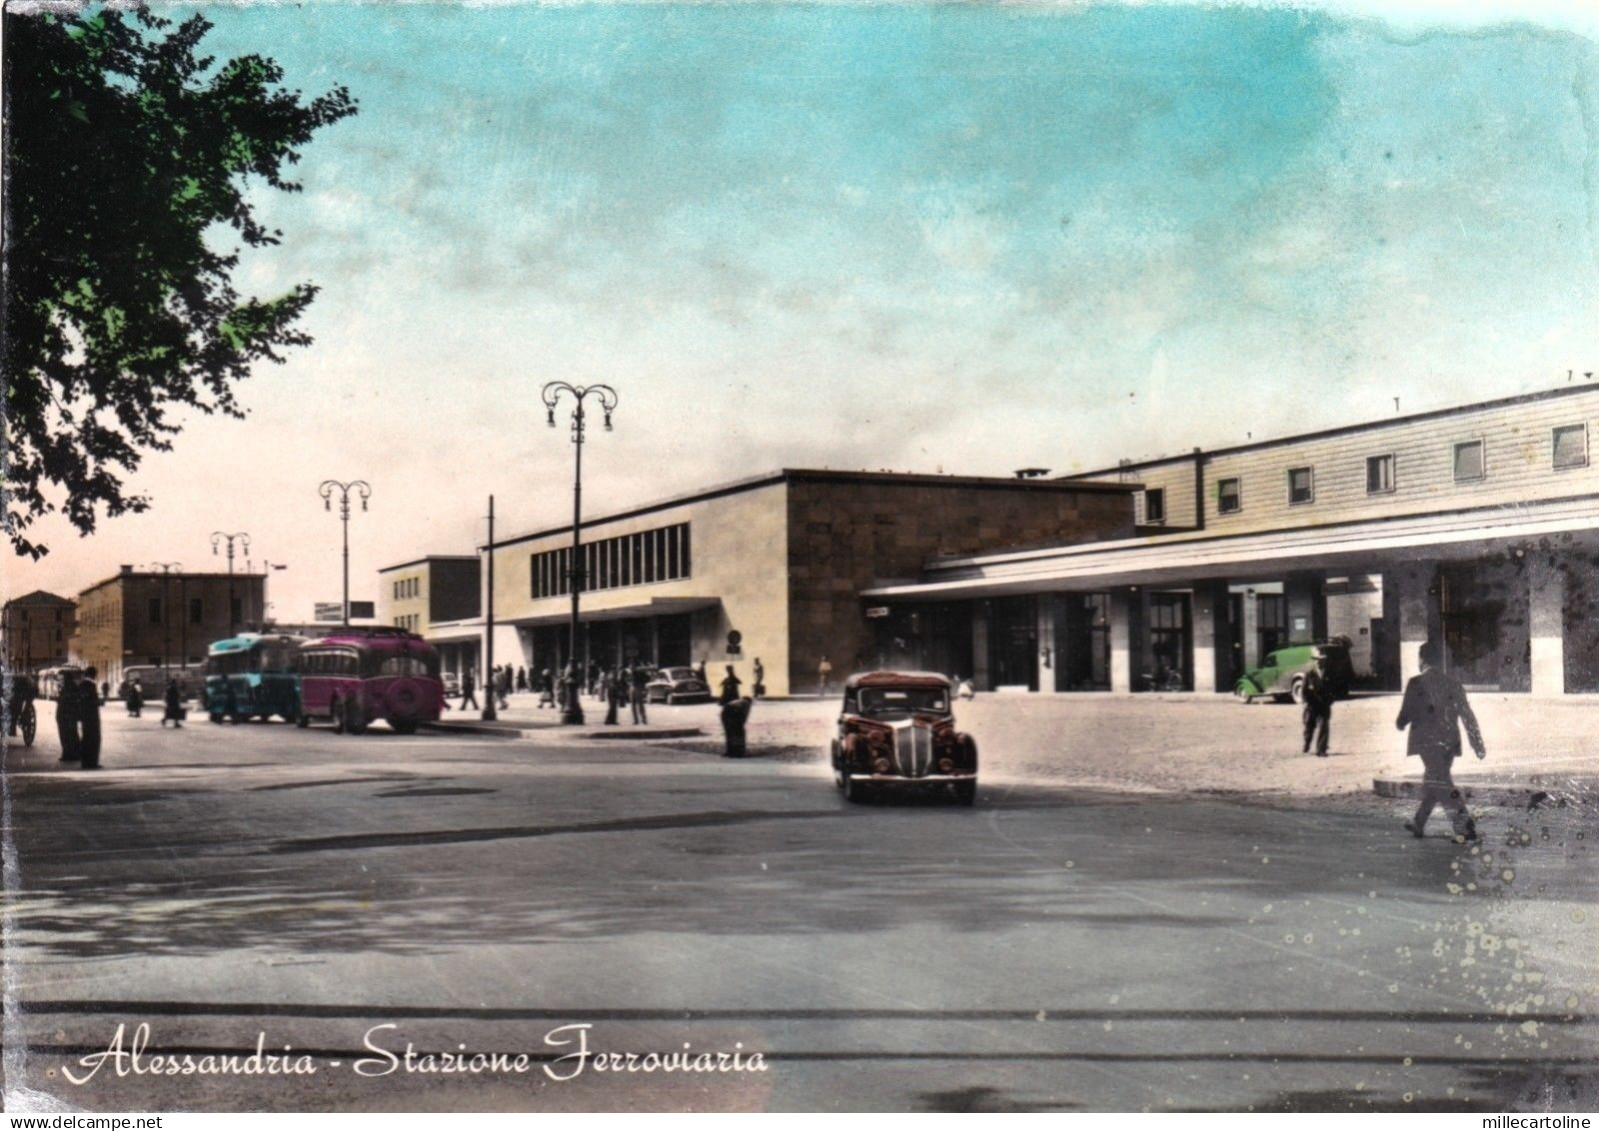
319 480 371 626
210 532 249 633
542 382 618 726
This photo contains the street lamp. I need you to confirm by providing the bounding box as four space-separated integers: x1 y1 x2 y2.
543 382 617 726
319 480 371 626
210 532 250 633
147 562 182 675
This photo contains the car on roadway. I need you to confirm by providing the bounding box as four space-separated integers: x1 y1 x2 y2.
442 672 461 700
1235 639 1353 704
831 671 978 804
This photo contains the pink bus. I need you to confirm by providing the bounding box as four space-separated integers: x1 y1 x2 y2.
296 628 444 735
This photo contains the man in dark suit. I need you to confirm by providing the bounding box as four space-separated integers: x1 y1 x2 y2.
1301 655 1334 757
55 669 81 763
1397 640 1486 840
77 666 103 769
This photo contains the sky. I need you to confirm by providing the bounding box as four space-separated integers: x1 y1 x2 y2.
7 0 1599 623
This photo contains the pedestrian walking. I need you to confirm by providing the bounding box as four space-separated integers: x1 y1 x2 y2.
496 665 511 710
752 657 766 699
77 666 102 769
817 655 833 696
162 679 186 728
537 669 555 709
99 680 109 706
1300 654 1334 757
1397 640 1487 841
630 663 650 725
604 665 625 726
126 679 144 718
55 668 82 763
460 669 480 711
516 666 528 693
719 664 742 705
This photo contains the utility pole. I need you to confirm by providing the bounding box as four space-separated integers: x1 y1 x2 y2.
483 495 497 723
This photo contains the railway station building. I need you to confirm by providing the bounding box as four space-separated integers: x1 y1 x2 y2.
863 385 1599 697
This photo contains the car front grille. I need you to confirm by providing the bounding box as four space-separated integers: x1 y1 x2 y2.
890 720 934 777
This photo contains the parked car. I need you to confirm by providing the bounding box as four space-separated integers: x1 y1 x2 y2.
831 671 978 804
442 672 462 700
1235 639 1353 704
645 667 711 704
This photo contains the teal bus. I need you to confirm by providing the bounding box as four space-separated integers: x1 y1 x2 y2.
204 632 307 723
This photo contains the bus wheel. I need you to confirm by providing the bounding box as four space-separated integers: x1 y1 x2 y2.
344 700 368 736
295 711 310 729
330 698 346 735
209 713 224 725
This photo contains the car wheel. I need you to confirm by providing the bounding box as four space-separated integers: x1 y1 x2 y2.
954 780 977 806
1290 676 1306 705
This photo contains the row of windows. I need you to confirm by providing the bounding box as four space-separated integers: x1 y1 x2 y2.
393 614 421 631
12 609 66 624
143 598 214 625
392 577 420 600
1143 422 1590 521
531 523 692 600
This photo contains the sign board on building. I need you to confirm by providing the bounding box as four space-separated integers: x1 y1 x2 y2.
314 601 377 622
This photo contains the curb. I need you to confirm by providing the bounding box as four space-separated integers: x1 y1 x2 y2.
1372 776 1595 807
420 721 705 742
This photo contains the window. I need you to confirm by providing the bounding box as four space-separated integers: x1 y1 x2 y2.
1366 454 1396 494
1143 488 1166 524
530 522 692 599
1217 478 1242 514
1453 440 1486 482
1287 467 1314 506
1553 424 1588 470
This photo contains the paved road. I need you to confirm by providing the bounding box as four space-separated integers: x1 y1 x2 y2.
3 714 1595 1112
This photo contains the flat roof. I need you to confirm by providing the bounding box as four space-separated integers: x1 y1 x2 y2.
488 468 1136 551
377 555 480 574
1061 384 1599 478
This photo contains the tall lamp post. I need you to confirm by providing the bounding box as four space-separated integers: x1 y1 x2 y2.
543 382 618 726
319 480 371 626
210 532 250 633
148 562 182 675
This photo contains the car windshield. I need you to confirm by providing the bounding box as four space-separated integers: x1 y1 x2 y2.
663 668 697 681
857 687 950 718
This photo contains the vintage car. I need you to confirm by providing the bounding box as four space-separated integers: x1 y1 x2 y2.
831 671 977 804
645 667 711 704
1235 639 1353 704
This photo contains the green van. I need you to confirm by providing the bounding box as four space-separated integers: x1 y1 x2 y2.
1235 640 1353 704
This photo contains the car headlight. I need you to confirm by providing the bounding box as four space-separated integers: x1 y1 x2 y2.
873 757 892 775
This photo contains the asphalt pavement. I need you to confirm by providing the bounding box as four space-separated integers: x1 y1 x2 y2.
2 707 1595 1113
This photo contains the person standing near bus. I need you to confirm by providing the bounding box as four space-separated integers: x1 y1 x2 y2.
77 666 103 769
55 669 82 763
